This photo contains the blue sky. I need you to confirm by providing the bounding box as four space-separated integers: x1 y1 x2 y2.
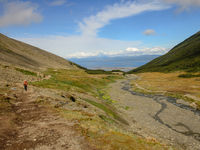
0 0 200 58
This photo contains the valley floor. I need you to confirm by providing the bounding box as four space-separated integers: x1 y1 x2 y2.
108 75 200 150
3 64 200 149
0 66 171 150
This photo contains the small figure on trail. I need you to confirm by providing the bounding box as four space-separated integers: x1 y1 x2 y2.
24 80 28 91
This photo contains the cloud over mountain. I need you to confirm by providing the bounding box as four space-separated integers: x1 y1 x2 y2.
66 47 168 58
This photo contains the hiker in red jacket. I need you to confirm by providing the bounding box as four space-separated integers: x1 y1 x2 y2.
24 80 28 91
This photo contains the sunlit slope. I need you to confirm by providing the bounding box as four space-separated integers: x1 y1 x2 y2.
0 33 76 70
129 31 200 73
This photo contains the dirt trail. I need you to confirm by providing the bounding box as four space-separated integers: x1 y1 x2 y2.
0 85 93 150
108 75 200 150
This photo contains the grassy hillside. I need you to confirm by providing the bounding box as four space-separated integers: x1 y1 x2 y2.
0 33 76 70
129 31 200 73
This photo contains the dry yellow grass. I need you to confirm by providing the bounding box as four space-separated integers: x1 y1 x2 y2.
132 72 200 99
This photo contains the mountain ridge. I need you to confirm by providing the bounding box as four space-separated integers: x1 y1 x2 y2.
129 31 200 73
0 33 76 70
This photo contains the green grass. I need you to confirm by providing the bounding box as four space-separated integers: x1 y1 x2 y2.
97 89 117 104
83 98 128 125
125 106 130 110
31 69 126 122
31 69 121 94
15 68 37 76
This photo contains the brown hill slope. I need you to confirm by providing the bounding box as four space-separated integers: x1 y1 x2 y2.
0 33 76 70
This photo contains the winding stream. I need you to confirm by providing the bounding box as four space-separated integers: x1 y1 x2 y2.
121 79 200 141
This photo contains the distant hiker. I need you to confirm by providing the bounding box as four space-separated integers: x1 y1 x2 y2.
24 80 28 91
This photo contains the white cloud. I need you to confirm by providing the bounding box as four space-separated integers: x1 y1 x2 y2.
143 29 156 35
66 47 168 58
126 47 140 52
125 47 168 56
49 0 66 6
163 0 200 10
79 1 168 36
19 35 141 58
0 1 42 27
67 52 99 58
18 34 168 58
17 0 169 58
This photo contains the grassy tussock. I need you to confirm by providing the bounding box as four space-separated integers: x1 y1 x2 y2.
98 89 117 104
15 68 37 76
83 99 128 125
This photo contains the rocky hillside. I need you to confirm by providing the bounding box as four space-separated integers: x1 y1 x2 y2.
0 33 76 70
129 31 200 73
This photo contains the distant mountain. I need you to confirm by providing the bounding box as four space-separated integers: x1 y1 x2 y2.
0 33 76 70
69 55 160 70
129 31 200 73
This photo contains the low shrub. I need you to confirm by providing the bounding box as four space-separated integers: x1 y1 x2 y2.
178 73 200 78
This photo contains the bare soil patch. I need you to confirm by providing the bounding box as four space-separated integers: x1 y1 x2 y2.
0 85 93 150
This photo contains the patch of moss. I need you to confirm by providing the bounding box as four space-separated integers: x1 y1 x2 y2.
15 68 37 76
83 98 128 125
97 89 117 104
125 106 130 110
